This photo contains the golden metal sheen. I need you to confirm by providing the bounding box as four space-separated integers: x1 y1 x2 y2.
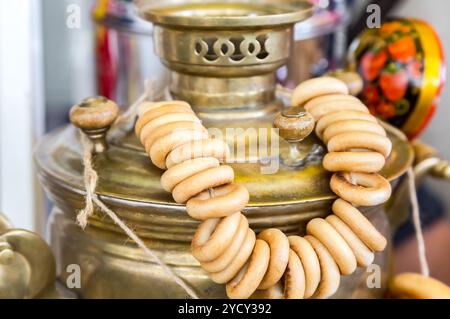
0 213 57 298
135 0 313 116
33 1 447 298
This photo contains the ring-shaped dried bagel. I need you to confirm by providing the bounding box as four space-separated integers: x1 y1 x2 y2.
136 103 194 134
251 282 284 299
256 228 290 290
186 183 249 220
210 229 256 284
191 212 242 262
172 165 234 204
137 100 191 117
283 249 306 299
389 273 450 299
323 152 386 173
160 157 220 192
308 100 369 120
332 199 387 252
226 239 271 299
201 214 249 273
304 235 341 299
326 215 374 267
149 130 208 169
306 218 357 275
137 112 201 141
316 110 378 139
142 121 206 152
322 120 386 144
288 236 321 298
291 77 349 107
330 172 392 206
166 138 230 169
304 94 361 112
327 132 392 159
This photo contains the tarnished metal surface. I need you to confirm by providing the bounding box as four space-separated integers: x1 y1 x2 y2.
34 1 416 298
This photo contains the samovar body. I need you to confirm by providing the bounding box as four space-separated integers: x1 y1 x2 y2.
36 0 415 298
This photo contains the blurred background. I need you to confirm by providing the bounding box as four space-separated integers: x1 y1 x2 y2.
1 0 449 282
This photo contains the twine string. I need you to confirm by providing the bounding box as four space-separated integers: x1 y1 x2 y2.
407 167 430 277
115 79 156 127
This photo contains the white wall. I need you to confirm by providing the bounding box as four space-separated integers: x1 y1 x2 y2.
0 0 45 231
393 0 450 214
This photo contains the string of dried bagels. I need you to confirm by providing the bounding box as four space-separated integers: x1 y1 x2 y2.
135 77 392 299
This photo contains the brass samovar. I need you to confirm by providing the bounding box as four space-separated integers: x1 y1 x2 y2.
34 0 449 298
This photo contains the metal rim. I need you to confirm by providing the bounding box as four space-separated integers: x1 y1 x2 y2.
136 1 314 29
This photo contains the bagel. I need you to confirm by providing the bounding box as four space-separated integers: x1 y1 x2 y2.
172 165 234 204
323 152 386 173
305 235 340 299
201 214 249 273
161 157 220 192
137 112 201 141
210 229 256 284
137 100 191 117
136 103 193 135
288 236 321 298
327 132 392 158
306 218 357 275
143 121 207 153
326 215 374 267
148 130 208 169
322 120 386 144
283 249 306 299
226 239 271 299
186 183 249 220
304 94 361 112
256 229 290 290
191 212 242 262
308 100 369 121
332 199 387 252
389 273 450 299
316 110 378 139
166 138 230 168
291 77 349 107
330 172 392 206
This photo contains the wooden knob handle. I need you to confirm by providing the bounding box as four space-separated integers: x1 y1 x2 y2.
70 96 119 153
273 107 315 143
70 96 119 130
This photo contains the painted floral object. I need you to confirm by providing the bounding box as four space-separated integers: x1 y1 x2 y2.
348 18 446 140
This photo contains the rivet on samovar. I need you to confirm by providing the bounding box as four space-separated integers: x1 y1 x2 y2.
69 96 119 154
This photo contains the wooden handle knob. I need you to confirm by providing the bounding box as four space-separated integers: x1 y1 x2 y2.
70 96 119 130
273 107 315 143
70 96 119 153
